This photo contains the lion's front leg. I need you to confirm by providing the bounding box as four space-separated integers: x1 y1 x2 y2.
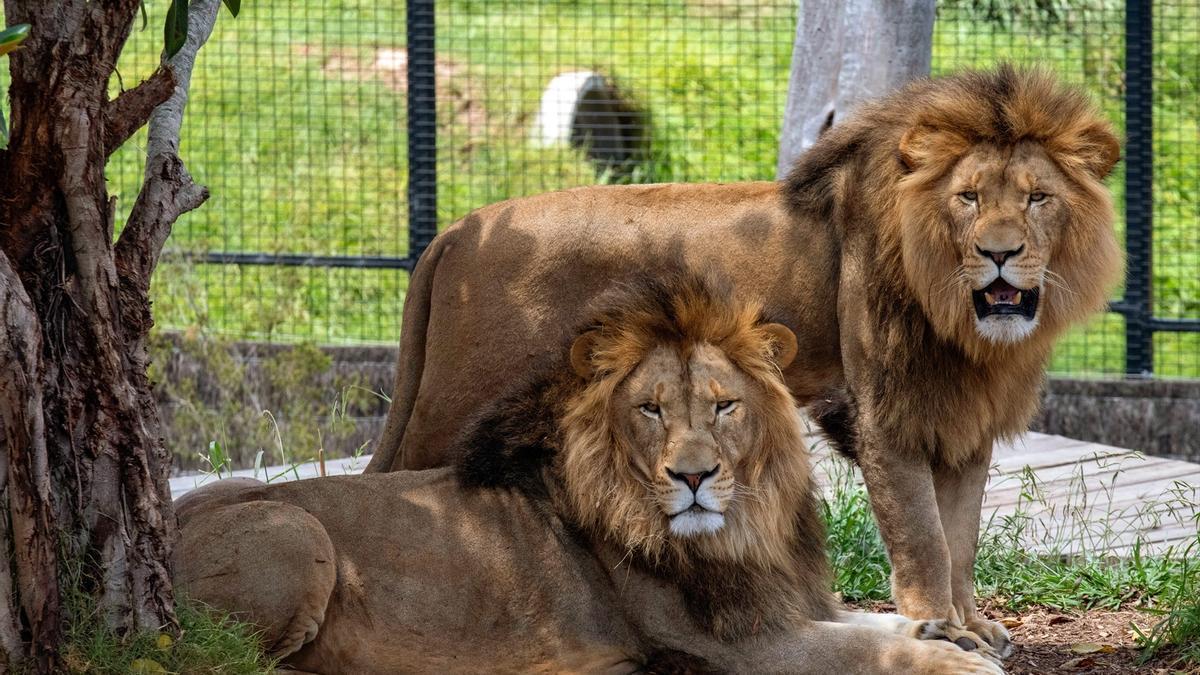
835 610 1003 666
855 435 955 621
934 445 1013 657
734 620 1005 674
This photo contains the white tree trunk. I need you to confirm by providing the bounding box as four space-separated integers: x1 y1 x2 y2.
777 0 935 177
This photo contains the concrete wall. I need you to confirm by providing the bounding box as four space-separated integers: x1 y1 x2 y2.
1036 378 1199 462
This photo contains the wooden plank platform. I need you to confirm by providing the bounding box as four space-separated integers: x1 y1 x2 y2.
171 430 1200 557
805 430 1200 557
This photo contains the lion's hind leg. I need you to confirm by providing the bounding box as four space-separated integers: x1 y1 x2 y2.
176 500 338 659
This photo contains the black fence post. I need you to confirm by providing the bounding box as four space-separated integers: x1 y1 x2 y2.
1122 0 1153 377
407 0 438 262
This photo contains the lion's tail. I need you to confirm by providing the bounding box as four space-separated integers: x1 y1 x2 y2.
810 388 859 463
364 233 448 473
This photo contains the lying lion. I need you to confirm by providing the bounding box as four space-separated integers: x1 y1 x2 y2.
176 276 1001 674
366 65 1123 655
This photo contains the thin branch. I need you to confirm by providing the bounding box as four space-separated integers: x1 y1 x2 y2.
116 0 222 290
103 67 177 158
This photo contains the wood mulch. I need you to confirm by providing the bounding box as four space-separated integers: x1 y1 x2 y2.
851 602 1197 674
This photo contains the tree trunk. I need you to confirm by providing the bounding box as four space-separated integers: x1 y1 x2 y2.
776 0 936 176
0 1 217 669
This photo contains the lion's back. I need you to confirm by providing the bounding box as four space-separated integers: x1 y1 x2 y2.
400 181 842 469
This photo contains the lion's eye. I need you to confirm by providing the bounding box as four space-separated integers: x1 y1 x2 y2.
1029 192 1048 204
958 191 978 204
639 403 661 419
715 400 739 416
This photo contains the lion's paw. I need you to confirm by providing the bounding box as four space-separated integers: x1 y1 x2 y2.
909 619 1004 666
964 617 1014 658
914 639 1006 675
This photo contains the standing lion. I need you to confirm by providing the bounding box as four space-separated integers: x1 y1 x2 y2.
176 276 1003 673
366 65 1122 655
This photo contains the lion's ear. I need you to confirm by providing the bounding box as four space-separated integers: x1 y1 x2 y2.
898 125 970 172
1053 121 1121 179
570 330 602 379
760 323 798 370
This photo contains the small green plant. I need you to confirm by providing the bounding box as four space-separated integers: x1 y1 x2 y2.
198 439 233 479
57 560 272 674
152 331 380 472
820 457 890 602
1135 538 1200 668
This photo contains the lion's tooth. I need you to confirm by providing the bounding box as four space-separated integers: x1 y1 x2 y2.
1013 291 1022 305
985 291 996 305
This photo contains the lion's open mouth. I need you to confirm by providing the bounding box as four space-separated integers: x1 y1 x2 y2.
972 279 1039 320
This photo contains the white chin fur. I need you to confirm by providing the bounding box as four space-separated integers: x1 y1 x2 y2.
975 313 1039 343
669 510 726 537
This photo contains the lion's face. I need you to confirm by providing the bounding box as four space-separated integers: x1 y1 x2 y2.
943 141 1073 343
559 285 809 564
898 118 1121 354
611 343 757 537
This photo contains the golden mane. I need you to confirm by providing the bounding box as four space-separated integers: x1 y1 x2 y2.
554 275 833 636
454 274 834 638
784 63 1121 364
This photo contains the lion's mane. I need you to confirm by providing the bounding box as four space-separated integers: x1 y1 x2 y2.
785 64 1120 361
457 274 835 640
789 65 1122 463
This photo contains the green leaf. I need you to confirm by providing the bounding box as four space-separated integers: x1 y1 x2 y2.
163 0 189 58
139 2 148 31
222 0 240 18
0 23 31 57
0 107 7 145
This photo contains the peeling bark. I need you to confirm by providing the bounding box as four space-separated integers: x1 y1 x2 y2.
0 0 224 669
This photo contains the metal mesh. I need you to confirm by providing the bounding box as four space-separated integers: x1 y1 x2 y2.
1151 1 1200 378
22 0 1193 377
108 3 411 344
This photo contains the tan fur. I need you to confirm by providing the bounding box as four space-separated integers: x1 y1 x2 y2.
175 280 1003 674
365 66 1121 654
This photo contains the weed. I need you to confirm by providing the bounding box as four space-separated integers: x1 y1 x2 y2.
57 561 273 674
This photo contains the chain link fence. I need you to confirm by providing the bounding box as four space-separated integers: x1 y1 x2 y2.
18 0 1196 377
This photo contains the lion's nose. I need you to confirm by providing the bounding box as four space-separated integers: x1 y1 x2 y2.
666 465 719 493
976 244 1024 267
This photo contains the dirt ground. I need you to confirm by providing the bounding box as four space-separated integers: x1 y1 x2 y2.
853 602 1195 674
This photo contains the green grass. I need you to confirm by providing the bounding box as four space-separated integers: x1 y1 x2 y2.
819 449 1200 666
59 585 272 674
51 552 273 673
1135 552 1200 669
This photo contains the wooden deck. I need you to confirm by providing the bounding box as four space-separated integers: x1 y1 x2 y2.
171 430 1200 557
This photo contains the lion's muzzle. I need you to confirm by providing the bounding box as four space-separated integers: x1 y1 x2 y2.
971 278 1040 320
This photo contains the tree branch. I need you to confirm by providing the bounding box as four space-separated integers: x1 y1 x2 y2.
103 68 177 158
116 0 222 291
